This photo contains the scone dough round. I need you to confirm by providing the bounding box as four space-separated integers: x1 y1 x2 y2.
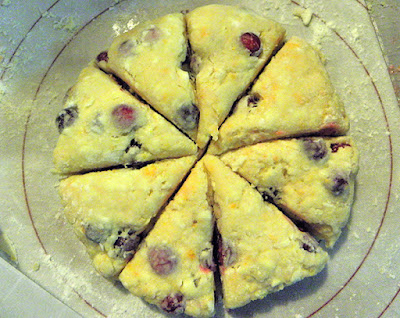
54 4 359 317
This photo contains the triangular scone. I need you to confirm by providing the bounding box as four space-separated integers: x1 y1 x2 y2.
186 4 285 148
119 160 215 317
220 137 359 248
59 156 196 279
203 155 328 309
53 65 197 175
96 13 198 139
209 36 349 155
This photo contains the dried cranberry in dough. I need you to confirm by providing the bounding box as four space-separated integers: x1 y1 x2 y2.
114 233 140 252
240 32 262 57
56 106 78 133
143 27 162 42
330 174 349 196
111 104 136 129
330 142 351 153
84 225 108 243
176 103 199 130
148 245 178 275
160 293 185 314
96 51 109 62
303 138 328 161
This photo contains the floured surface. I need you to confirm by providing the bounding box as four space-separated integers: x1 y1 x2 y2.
1 0 400 317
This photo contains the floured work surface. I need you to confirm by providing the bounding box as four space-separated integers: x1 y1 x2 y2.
1 0 400 317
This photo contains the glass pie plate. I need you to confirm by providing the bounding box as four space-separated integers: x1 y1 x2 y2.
1 0 399 317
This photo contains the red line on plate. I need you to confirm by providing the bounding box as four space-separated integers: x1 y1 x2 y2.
379 287 400 317
307 32 393 317
355 0 368 9
21 111 48 254
0 0 62 81
77 292 107 318
22 1 129 317
26 2 122 258
287 2 395 317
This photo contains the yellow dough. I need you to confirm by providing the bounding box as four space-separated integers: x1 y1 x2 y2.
59 156 196 278
220 137 359 247
119 160 215 317
186 4 285 148
53 5 360 316
209 36 349 155
203 155 328 309
97 13 198 139
53 65 197 175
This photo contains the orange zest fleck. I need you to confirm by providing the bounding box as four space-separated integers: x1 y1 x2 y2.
199 265 211 273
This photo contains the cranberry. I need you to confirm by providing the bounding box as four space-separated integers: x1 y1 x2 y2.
112 104 136 129
160 293 185 314
330 142 351 153
114 235 139 252
303 138 328 161
56 106 78 133
123 237 139 252
240 32 262 57
217 235 236 267
144 27 161 42
331 175 349 196
85 225 107 243
247 93 261 107
96 51 108 63
177 103 199 130
148 246 178 275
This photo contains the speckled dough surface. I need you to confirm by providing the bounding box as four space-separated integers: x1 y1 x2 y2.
187 4 285 148
220 137 359 247
209 36 349 155
51 4 359 317
97 13 198 139
203 155 328 309
53 65 197 175
59 156 196 278
119 160 215 317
